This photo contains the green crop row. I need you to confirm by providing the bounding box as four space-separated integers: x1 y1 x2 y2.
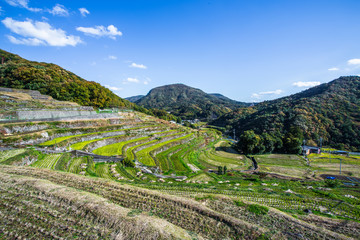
137 133 194 166
93 130 177 156
122 131 184 162
68 157 87 174
93 136 149 156
40 124 157 146
70 134 126 150
169 145 191 172
0 149 27 163
95 163 117 181
31 154 62 169
54 152 72 171
156 145 182 172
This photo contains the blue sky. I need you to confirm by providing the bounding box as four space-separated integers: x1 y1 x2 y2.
1 0 360 102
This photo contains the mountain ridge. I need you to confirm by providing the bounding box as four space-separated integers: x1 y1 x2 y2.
133 83 250 119
0 49 134 109
210 76 360 151
126 95 145 102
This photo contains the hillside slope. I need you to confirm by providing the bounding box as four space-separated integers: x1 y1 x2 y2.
211 76 360 151
126 95 145 102
135 83 249 119
0 49 134 109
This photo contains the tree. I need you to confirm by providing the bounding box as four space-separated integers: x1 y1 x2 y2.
237 130 261 154
283 126 304 154
261 133 275 153
283 133 302 154
218 166 223 175
223 166 227 175
176 116 182 124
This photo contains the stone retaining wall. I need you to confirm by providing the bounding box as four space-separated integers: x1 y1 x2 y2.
16 110 97 120
1 112 122 123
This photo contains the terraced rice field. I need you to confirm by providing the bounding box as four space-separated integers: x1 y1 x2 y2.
95 163 117 180
41 124 159 147
1 116 360 239
309 153 360 177
31 154 62 169
156 144 183 172
0 149 27 163
68 157 87 174
4 165 359 239
254 154 309 178
0 167 192 240
136 133 194 166
1 117 247 178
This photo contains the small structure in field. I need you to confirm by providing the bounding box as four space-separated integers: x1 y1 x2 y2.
302 146 320 155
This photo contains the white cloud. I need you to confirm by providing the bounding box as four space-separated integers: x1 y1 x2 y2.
76 25 122 40
105 85 122 91
123 77 140 84
7 35 43 45
49 4 68 16
251 89 283 99
143 77 151 85
251 93 260 99
292 81 321 87
259 90 283 95
5 0 41 12
2 17 82 47
328 67 339 71
348 59 360 65
108 55 117 60
130 62 147 69
79 8 90 17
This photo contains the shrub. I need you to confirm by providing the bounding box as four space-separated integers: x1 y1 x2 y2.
123 158 135 167
324 179 339 188
248 204 269 215
234 200 246 207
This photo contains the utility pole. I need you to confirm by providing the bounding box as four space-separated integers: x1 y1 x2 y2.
233 129 236 141
302 139 306 157
340 158 342 175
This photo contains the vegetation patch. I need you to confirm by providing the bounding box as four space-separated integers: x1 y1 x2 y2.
248 204 269 215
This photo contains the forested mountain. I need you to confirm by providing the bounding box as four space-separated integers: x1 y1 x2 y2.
0 49 136 109
209 93 242 104
134 84 249 119
211 76 360 152
126 95 145 102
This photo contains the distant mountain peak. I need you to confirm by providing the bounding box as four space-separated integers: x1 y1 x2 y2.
134 83 249 119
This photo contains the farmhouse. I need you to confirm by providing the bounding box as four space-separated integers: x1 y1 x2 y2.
302 146 320 155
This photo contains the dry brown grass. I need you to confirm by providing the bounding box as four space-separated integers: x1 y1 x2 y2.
204 195 352 240
0 165 267 239
0 91 33 100
0 171 194 240
299 214 360 239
